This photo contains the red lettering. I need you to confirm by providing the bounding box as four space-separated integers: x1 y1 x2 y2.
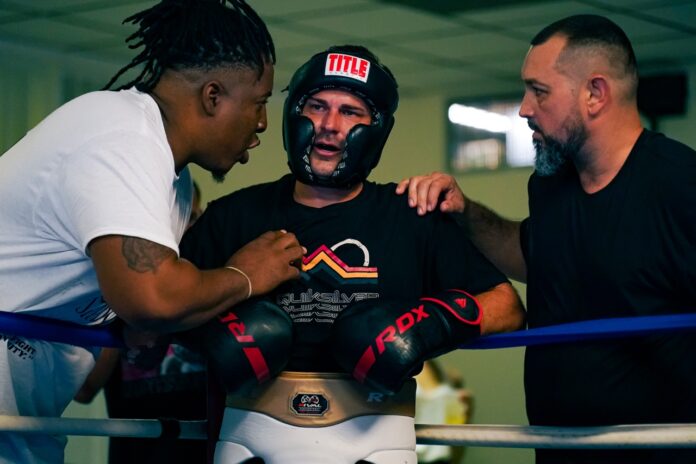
358 59 368 78
376 326 396 354
229 321 254 343
219 312 238 323
373 306 431 355
325 54 369 81
455 298 468 308
396 312 414 333
216 310 270 385
350 56 360 75
327 53 339 72
218 311 254 343
341 55 353 73
358 304 436 379
411 304 429 323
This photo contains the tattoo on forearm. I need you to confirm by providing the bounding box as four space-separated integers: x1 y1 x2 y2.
121 237 173 273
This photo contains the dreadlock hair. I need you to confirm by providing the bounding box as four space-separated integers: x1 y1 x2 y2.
104 0 276 92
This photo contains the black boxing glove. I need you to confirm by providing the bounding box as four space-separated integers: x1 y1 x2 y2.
330 289 481 394
177 299 293 394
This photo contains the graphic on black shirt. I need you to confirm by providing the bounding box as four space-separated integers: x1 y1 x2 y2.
277 239 380 324
304 240 378 285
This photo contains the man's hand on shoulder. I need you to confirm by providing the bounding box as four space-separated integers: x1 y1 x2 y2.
395 172 466 215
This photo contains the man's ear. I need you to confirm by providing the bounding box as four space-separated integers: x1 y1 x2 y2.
201 80 225 116
586 75 610 117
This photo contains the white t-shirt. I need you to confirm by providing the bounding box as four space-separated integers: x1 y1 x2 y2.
0 88 192 463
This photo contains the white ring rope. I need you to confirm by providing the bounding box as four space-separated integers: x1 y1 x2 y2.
415 424 696 449
0 415 206 440
2 415 696 449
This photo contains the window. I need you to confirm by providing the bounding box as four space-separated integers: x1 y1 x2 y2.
447 98 534 173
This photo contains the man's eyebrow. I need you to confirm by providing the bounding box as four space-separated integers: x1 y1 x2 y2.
523 76 547 85
340 103 368 112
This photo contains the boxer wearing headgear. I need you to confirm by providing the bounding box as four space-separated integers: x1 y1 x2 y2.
179 44 524 463
283 45 398 189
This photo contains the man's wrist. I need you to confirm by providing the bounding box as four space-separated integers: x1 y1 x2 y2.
225 266 253 299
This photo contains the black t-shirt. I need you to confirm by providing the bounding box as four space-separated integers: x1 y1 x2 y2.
181 175 507 371
521 130 696 462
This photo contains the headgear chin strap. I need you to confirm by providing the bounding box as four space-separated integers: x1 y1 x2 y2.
283 48 399 188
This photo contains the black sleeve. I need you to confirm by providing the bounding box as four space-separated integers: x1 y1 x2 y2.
426 212 509 295
660 157 696 303
520 217 531 264
179 180 284 271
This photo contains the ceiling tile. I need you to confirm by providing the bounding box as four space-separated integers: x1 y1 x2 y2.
634 36 696 68
638 2 696 29
397 31 528 62
2 0 695 101
0 18 113 46
455 1 592 27
252 0 374 17
291 4 461 39
66 2 158 29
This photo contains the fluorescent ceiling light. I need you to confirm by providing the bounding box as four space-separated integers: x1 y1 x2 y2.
448 103 512 133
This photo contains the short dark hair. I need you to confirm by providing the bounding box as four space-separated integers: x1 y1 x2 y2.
532 15 637 95
104 0 275 92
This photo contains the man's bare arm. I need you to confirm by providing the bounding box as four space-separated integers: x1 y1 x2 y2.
457 202 527 283
476 282 525 335
90 231 304 332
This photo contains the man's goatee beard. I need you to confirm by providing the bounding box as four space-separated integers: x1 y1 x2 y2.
533 123 587 177
212 171 226 183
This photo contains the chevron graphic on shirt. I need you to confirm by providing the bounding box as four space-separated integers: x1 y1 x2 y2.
302 242 378 285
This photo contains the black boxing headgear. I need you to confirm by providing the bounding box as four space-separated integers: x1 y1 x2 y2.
283 47 399 188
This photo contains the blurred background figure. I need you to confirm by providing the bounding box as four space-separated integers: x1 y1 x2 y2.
415 359 473 464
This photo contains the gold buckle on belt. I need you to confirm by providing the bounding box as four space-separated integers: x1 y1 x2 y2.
225 371 416 427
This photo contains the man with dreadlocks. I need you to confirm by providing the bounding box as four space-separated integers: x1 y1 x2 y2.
0 1 303 462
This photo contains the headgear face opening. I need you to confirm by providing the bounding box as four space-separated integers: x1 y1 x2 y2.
283 48 399 188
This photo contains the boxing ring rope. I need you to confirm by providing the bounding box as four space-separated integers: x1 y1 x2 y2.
414 424 696 449
2 310 696 448
0 415 206 440
1 415 696 449
5 310 696 350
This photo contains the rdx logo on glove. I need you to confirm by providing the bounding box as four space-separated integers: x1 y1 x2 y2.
375 305 428 354
353 304 429 383
219 311 254 343
218 311 270 382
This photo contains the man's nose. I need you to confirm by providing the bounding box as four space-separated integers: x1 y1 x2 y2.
519 92 533 119
256 105 268 133
320 109 340 132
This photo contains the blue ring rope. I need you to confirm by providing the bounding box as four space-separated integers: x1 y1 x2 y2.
1 310 695 350
0 310 123 348
463 313 696 349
